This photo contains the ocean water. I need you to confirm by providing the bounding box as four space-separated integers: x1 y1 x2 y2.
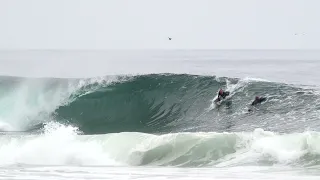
0 50 320 179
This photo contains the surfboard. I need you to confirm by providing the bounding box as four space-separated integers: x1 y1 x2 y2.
214 96 225 106
214 94 232 107
214 100 221 106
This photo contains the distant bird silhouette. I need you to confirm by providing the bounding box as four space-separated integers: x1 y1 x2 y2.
168 37 172 40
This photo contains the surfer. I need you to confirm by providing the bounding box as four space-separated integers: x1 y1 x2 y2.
215 89 230 103
251 96 266 106
248 96 266 112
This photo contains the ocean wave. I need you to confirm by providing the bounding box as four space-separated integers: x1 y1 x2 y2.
0 74 319 134
0 126 319 168
54 74 320 134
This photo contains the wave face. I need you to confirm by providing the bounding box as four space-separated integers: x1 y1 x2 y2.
0 74 319 134
55 74 221 134
55 74 320 134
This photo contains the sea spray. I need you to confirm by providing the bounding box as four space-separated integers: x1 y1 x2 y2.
0 128 320 167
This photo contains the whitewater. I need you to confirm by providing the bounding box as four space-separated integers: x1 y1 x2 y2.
0 50 320 180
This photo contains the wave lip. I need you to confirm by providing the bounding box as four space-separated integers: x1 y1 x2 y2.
0 75 128 132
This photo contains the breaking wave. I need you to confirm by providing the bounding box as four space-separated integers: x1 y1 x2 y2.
0 126 319 168
0 74 319 134
0 74 319 168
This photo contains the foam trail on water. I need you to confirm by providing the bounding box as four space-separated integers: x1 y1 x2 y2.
0 122 119 166
0 127 320 168
0 121 13 131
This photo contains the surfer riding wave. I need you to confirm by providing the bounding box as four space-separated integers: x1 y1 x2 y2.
214 89 230 104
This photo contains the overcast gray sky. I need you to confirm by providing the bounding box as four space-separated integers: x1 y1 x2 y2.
0 0 319 49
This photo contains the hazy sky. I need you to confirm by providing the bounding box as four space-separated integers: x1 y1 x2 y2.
0 0 319 49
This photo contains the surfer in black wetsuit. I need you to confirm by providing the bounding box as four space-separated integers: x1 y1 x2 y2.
251 96 266 106
248 96 266 112
215 89 230 103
